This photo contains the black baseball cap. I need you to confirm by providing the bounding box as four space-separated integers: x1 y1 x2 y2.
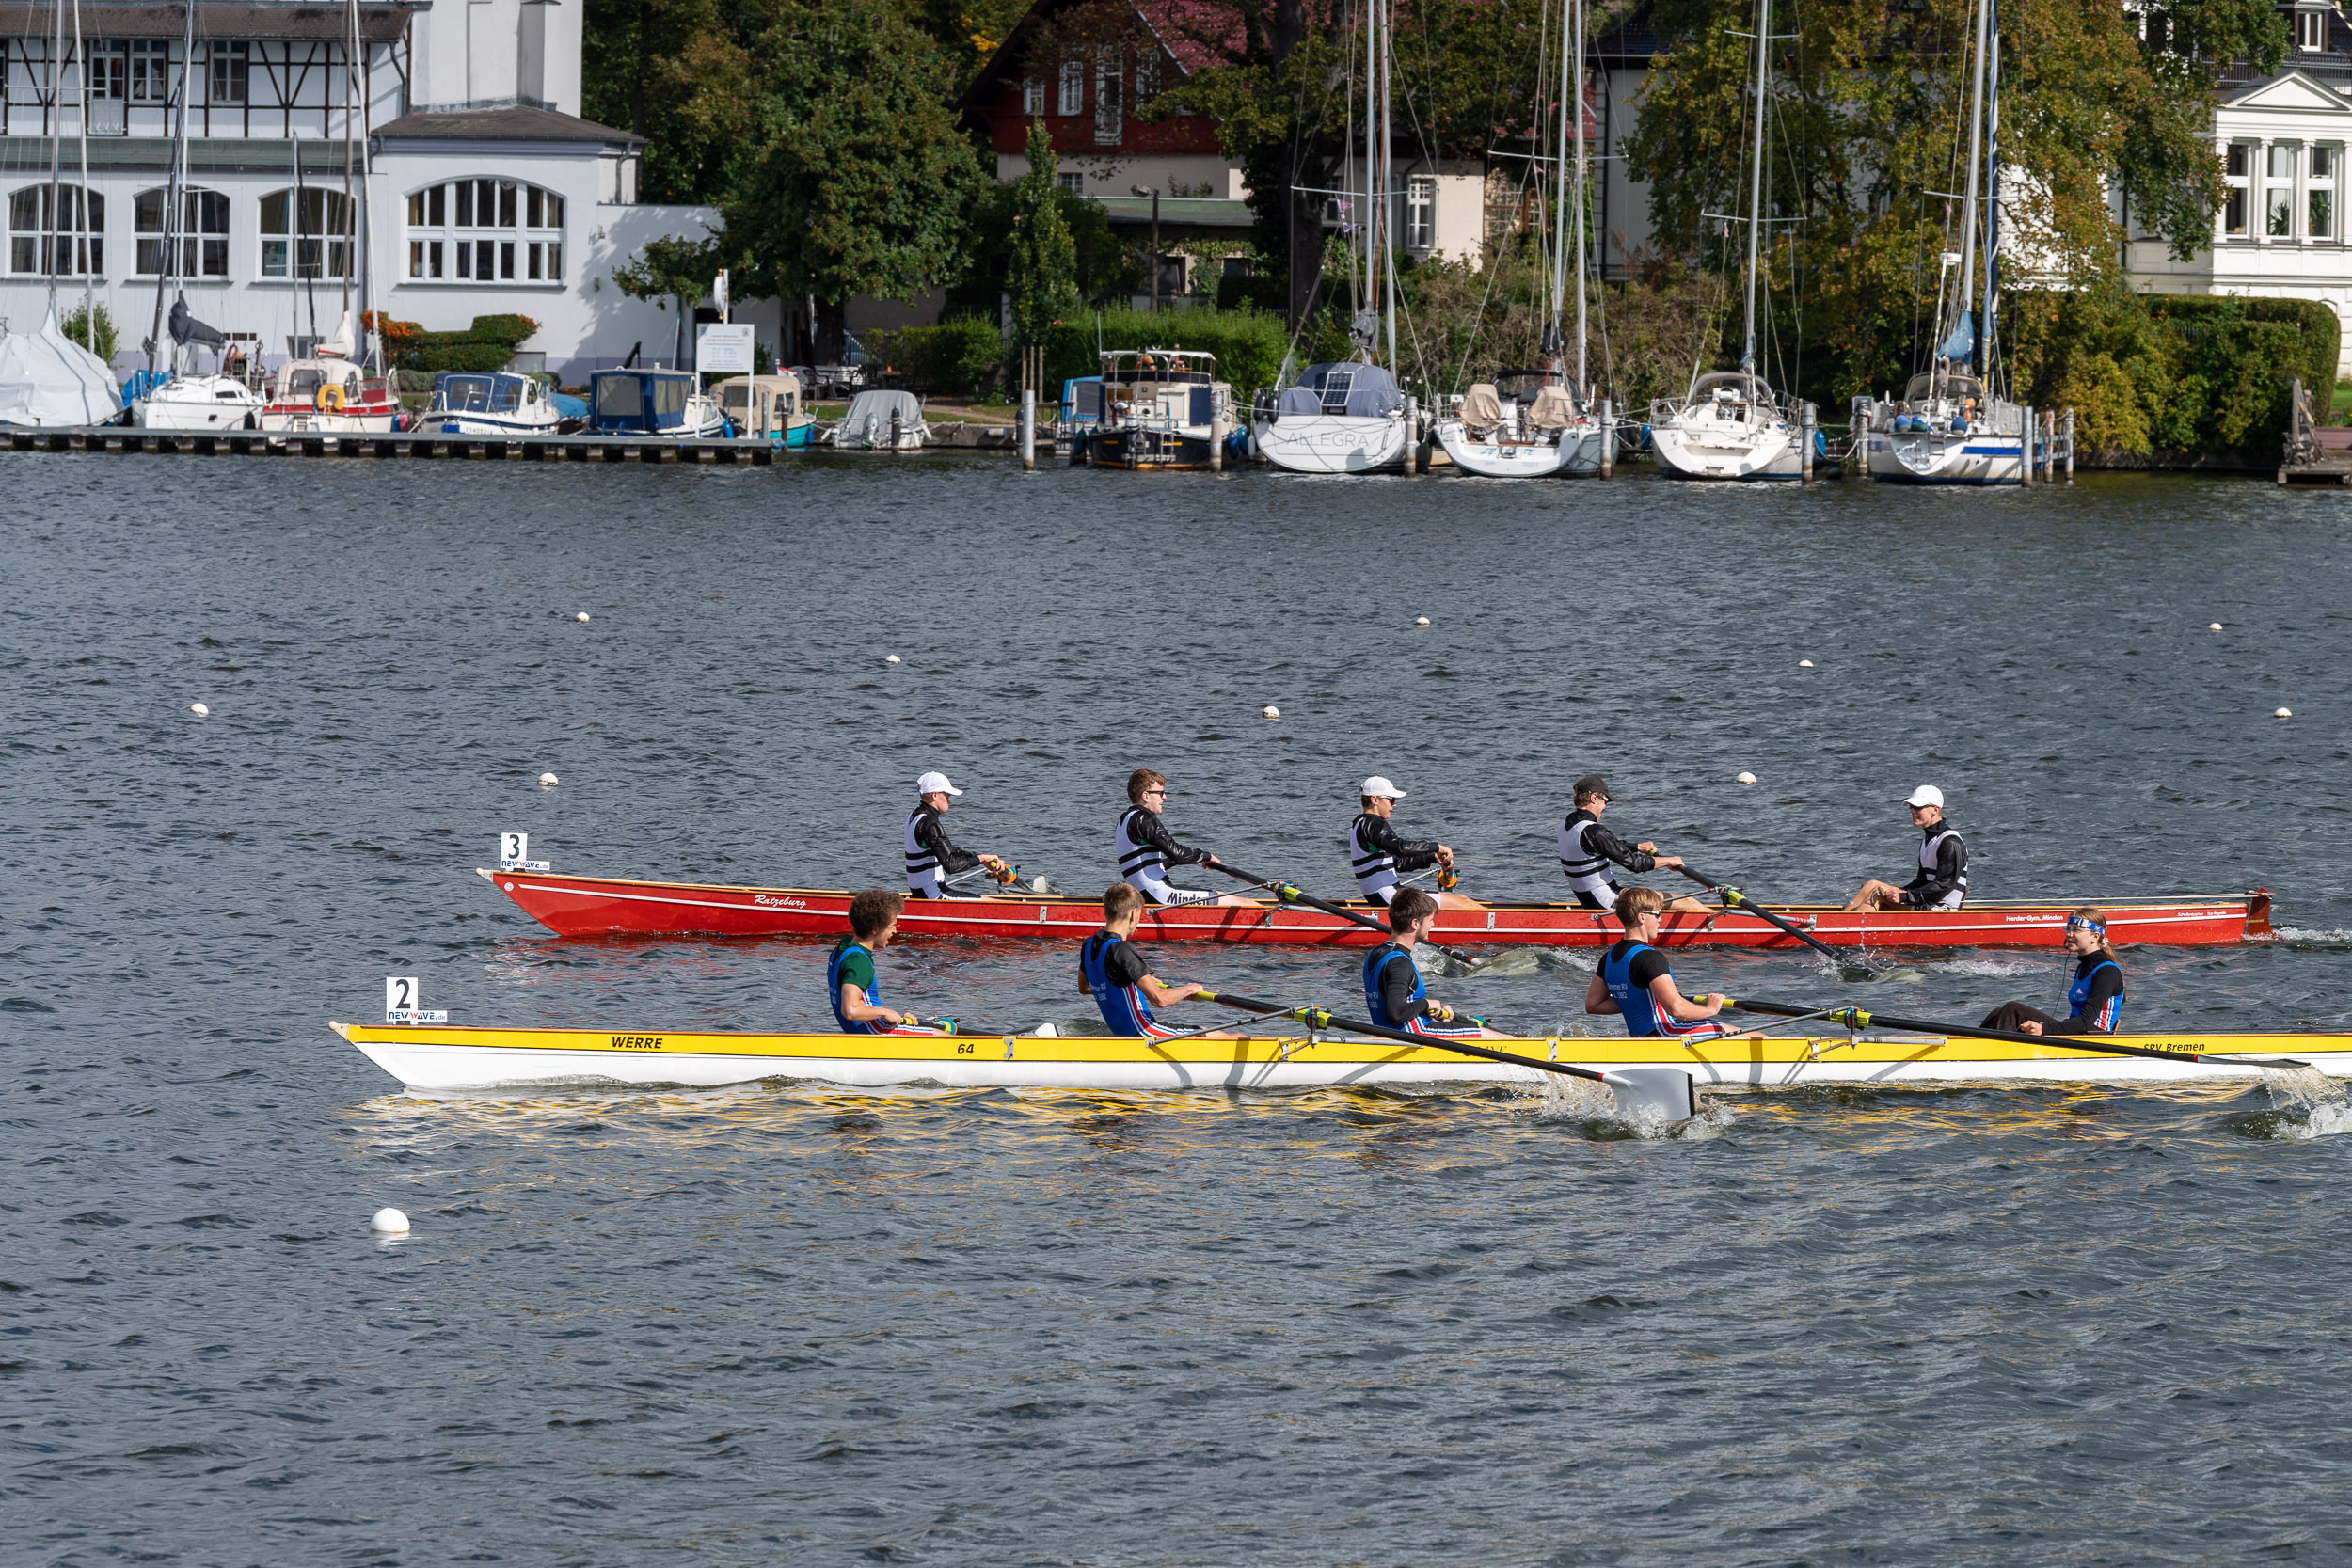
1573 773 1611 801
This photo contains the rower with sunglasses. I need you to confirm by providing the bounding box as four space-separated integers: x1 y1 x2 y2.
1979 908 2126 1037
1114 768 1253 908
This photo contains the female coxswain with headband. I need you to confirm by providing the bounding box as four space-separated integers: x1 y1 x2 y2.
1979 908 2126 1036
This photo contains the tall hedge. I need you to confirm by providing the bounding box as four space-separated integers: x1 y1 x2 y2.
864 317 1003 396
2001 289 2339 464
1040 308 1292 397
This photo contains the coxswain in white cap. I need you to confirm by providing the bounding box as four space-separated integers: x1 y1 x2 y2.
904 770 1009 899
1843 784 1969 911
1349 776 1479 910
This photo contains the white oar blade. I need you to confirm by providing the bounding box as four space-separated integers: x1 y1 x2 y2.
1601 1068 1697 1123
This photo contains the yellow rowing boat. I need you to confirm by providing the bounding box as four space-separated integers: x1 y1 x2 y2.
330 1020 2349 1095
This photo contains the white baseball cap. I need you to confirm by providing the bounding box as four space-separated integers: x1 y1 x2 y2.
1360 775 1406 799
916 770 962 797
1902 784 1945 809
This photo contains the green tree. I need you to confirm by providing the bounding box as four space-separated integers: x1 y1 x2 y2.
1005 119 1079 346
580 0 753 204
612 231 724 365
60 301 117 363
725 0 984 362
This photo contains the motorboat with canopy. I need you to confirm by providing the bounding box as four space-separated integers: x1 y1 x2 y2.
425 371 562 436
715 373 812 444
1081 349 1235 469
588 368 726 437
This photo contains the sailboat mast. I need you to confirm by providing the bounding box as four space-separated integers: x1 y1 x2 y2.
1571 0 1588 391
147 0 196 372
1979 0 1998 377
45 0 62 315
1738 0 1770 372
1378 0 1398 372
72 0 94 348
1548 0 1571 364
1953 0 1990 360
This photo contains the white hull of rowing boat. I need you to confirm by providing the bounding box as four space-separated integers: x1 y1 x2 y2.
336 1022 2351 1097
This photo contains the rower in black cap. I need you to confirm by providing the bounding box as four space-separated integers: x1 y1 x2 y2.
1556 774 1708 911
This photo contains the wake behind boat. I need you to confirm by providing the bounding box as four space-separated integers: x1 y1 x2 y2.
477 867 2269 949
333 1016 2344 1095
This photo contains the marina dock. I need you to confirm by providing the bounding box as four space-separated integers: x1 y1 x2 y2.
0 421 1025 463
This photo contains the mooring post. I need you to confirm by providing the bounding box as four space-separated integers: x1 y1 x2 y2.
1020 388 1035 471
1800 401 1815 483
2064 408 2074 483
1597 400 1613 479
2020 404 2034 486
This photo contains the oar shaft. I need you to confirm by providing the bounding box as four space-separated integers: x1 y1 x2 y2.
1211 862 1481 965
1713 996 2295 1067
1676 864 1847 963
1201 990 1608 1085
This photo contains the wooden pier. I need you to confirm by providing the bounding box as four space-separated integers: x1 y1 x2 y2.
1 420 1022 463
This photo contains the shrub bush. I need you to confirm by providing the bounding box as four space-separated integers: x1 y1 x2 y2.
1039 307 1291 396
372 313 542 375
866 316 1004 396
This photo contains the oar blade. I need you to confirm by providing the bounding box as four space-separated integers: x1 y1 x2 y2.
1602 1067 1698 1122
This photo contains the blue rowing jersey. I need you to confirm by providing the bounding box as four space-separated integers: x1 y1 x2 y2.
2069 958 2125 1032
1600 939 1669 1037
1081 930 1155 1035
1361 943 1424 1030
827 937 884 1034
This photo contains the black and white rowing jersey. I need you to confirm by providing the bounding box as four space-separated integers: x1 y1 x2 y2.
904 803 980 898
1901 821 1968 910
1557 808 1656 898
1116 805 1216 906
1349 813 1439 905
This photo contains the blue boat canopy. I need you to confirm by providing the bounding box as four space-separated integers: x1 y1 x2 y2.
589 369 695 432
434 371 535 413
1275 362 1404 418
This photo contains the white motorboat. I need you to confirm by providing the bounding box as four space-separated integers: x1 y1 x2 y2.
826 388 928 450
1082 349 1236 469
424 371 562 436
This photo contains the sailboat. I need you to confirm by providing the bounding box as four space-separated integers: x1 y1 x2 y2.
0 0 120 427
133 0 261 431
1647 0 1803 482
1859 0 2027 483
1252 0 1425 475
1437 0 1605 478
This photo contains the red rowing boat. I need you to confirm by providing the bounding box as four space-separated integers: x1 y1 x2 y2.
477 869 2271 950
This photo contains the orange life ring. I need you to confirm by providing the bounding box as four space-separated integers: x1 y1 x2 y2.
316 383 346 412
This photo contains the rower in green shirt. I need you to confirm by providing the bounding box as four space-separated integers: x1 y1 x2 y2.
827 890 939 1034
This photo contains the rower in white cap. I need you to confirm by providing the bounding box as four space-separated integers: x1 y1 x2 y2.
904 771 1009 899
1349 777 1479 910
1843 784 1969 911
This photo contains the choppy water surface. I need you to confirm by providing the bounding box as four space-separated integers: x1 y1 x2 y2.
8 454 2352 1564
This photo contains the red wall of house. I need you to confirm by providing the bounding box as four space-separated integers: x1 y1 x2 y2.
985 79 1225 157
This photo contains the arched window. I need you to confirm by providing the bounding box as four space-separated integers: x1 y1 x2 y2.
258 187 353 278
402 178 564 283
8 184 103 276
135 187 230 277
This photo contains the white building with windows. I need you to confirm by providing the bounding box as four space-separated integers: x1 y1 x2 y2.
2128 5 2352 375
0 0 717 386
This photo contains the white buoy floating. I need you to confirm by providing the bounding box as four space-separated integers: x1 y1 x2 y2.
1262 705 1280 720
1798 659 1814 669
1415 616 1430 626
1736 771 1757 784
189 702 209 716
539 771 560 786
371 1207 409 1233
576 611 591 623
885 654 901 664
2276 707 2294 719
2210 623 2224 632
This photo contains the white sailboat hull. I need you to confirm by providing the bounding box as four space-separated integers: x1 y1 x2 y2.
1651 417 1802 481
1865 428 2025 483
1252 412 1413 474
132 375 260 430
1437 421 1602 477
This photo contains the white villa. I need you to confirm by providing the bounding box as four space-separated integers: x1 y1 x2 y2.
0 0 721 383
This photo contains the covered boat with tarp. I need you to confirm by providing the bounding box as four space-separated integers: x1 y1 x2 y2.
1438 371 1602 477
0 307 120 427
1252 360 1422 474
426 371 561 436
587 367 725 436
826 388 928 450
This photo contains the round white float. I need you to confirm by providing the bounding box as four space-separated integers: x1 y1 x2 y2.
371 1207 409 1233
189 702 209 716
539 771 560 786
1736 771 1757 784
576 611 591 623
2276 708 2293 719
1263 705 1280 719
886 654 901 664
